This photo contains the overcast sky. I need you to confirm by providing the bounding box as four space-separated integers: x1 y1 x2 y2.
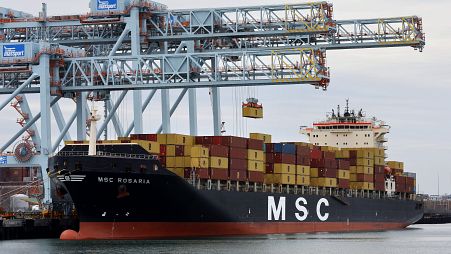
1 0 450 195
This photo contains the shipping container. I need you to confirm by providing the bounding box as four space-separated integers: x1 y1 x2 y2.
265 163 274 174
243 106 263 118
371 148 385 157
206 145 229 157
296 145 311 156
273 174 296 185
350 166 374 175
350 158 374 167
387 161 404 170
311 177 337 188
350 182 373 190
248 139 264 150
131 140 160 154
266 143 296 155
247 171 264 183
274 164 296 174
296 155 310 166
347 149 374 159
273 153 296 164
210 168 229 180
338 179 350 189
229 169 247 181
191 158 209 168
337 159 350 170
337 170 350 179
247 149 264 161
229 158 247 170
374 165 385 174
175 145 185 156
310 158 337 169
249 133 272 143
296 175 310 186
166 145 176 156
229 147 248 159
247 160 265 172
217 136 247 148
335 150 350 159
350 173 374 182
190 146 209 158
209 157 228 169
374 156 385 166
186 168 209 179
296 165 310 176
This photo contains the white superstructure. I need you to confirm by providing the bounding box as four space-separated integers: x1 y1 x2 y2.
300 100 390 149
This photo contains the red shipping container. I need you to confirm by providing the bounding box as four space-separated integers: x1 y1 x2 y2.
273 153 296 164
175 145 185 156
296 155 310 166
374 165 385 174
353 173 374 182
374 182 385 191
395 175 406 192
323 151 335 160
206 145 229 157
266 163 274 173
296 146 311 156
374 173 385 183
195 136 213 145
229 159 247 170
248 139 264 150
229 147 247 159
311 158 337 169
247 171 264 183
216 136 247 148
317 168 337 178
310 149 322 160
337 159 350 170
160 145 167 156
229 169 247 181
210 168 229 180
266 153 274 163
338 179 350 189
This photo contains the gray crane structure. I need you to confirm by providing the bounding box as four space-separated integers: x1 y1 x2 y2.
0 1 425 204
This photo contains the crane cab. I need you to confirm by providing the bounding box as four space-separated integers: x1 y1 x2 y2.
242 98 263 119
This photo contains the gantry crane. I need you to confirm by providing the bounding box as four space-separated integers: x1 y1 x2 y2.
0 1 425 203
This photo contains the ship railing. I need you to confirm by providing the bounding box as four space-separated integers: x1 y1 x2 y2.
56 151 158 160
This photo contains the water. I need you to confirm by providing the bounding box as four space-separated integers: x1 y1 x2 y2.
1 224 451 254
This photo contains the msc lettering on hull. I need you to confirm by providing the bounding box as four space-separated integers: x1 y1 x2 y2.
268 196 329 221
97 177 150 184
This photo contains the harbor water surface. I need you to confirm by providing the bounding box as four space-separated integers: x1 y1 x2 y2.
1 224 450 254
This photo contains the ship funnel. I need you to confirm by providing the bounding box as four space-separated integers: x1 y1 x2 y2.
88 105 101 156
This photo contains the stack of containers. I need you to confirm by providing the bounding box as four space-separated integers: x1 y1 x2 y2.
295 143 311 186
207 145 229 181
404 172 416 193
188 145 210 179
310 147 337 188
387 161 404 176
216 136 248 181
373 148 386 191
335 149 350 189
265 143 297 185
348 149 374 190
157 134 192 177
247 139 265 183
394 174 406 193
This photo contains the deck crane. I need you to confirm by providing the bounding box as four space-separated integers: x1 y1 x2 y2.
0 1 425 204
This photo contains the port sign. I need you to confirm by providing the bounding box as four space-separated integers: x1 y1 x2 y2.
0 156 7 164
97 0 118 11
2 44 25 58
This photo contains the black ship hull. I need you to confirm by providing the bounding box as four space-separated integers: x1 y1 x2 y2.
50 153 423 240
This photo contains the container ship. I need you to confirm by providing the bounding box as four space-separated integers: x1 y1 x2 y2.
50 103 423 240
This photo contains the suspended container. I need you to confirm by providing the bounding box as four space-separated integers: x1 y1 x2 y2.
242 98 263 119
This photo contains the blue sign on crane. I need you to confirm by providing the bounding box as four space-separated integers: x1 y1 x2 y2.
97 0 118 11
0 156 7 164
2 44 25 58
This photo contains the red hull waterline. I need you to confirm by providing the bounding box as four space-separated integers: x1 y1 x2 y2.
60 221 409 240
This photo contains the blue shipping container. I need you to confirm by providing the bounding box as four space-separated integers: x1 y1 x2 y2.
273 143 296 155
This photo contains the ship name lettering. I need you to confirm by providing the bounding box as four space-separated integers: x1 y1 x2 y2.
267 196 330 221
117 178 150 184
98 177 114 183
